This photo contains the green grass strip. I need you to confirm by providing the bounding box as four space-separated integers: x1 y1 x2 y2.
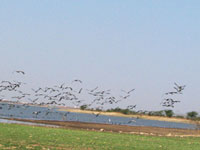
0 123 199 150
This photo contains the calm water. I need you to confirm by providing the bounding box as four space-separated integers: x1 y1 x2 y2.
0 102 196 129
0 118 59 127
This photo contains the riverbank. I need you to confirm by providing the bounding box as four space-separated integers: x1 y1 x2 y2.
59 108 197 125
7 118 200 137
0 100 197 125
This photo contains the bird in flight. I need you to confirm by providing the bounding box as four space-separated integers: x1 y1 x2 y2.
13 70 25 75
121 89 135 94
78 88 83 94
93 112 101 117
164 91 178 95
120 95 130 99
127 105 136 110
174 82 186 93
72 79 82 84
89 86 98 92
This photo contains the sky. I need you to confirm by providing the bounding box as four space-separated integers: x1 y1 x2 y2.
0 1 200 114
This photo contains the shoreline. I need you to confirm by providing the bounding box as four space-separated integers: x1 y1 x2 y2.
0 100 197 125
6 118 200 137
59 108 197 125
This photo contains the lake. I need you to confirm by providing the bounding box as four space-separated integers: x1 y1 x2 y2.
0 102 196 129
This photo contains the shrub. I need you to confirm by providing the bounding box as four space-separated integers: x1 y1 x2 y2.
121 109 130 114
95 108 102 111
175 115 185 119
187 111 198 119
164 110 174 117
106 107 136 115
80 105 88 110
148 111 165 116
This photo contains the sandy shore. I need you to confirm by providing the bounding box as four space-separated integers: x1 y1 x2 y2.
59 108 197 125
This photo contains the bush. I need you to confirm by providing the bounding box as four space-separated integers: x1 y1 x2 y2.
187 111 198 119
80 105 88 110
121 109 130 114
164 110 174 117
148 111 165 116
95 108 102 111
106 107 136 115
175 115 185 119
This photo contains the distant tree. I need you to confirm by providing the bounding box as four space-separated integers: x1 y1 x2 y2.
113 107 122 112
164 110 174 117
187 111 198 119
148 110 165 116
80 105 88 110
175 115 185 119
121 109 130 114
95 107 102 111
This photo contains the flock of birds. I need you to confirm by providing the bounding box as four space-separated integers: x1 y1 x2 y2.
0 70 186 124
0 70 136 120
161 82 186 108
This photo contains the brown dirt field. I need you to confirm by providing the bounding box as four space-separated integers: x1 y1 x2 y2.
8 118 200 137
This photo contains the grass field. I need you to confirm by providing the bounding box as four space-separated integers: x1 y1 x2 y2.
0 123 199 150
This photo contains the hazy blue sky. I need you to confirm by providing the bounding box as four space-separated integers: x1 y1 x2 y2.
0 1 200 113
